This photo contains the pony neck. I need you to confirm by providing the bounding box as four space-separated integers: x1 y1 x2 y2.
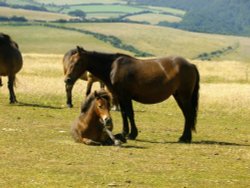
84 51 123 83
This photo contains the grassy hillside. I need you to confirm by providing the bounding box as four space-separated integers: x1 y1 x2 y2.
0 54 249 187
1 22 250 61
64 22 250 62
0 7 76 21
126 13 182 25
0 24 131 54
34 0 125 5
132 0 250 36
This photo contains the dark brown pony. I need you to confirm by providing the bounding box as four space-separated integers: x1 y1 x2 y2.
63 48 104 108
0 33 23 103
65 47 200 143
71 89 124 146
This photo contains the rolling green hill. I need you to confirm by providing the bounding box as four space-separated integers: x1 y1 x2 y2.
1 22 250 61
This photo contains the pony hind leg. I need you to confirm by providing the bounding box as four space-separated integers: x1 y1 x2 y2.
8 75 17 103
174 93 197 143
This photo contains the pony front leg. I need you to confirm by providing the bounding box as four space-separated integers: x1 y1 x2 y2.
0 77 3 87
103 127 121 146
119 99 138 140
125 100 138 140
119 103 130 137
82 138 102 146
65 84 73 108
85 79 93 96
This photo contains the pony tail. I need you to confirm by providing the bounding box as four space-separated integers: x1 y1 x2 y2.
191 66 200 132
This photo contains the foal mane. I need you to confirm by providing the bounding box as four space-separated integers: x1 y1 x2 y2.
81 90 111 113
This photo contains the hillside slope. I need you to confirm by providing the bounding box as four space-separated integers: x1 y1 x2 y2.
132 0 250 36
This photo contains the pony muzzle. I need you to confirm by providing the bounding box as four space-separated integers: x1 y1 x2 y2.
101 117 112 127
64 77 74 85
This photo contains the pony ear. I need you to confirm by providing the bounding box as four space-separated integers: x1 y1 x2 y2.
94 90 100 99
76 46 85 54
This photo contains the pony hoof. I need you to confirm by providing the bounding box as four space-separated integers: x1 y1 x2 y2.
128 134 137 140
67 104 73 108
114 140 122 146
178 137 191 143
10 100 18 104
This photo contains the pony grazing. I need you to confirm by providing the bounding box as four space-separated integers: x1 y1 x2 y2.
71 89 125 146
0 33 23 103
63 48 104 108
66 46 200 143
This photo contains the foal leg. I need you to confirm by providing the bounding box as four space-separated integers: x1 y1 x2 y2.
65 84 73 108
174 93 194 143
82 138 102 146
8 75 17 103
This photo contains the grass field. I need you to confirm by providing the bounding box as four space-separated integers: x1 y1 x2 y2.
0 24 131 54
0 7 76 21
65 22 250 62
126 13 182 24
0 53 249 187
33 0 125 5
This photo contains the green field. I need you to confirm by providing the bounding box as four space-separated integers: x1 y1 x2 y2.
64 22 250 62
61 4 144 14
1 22 250 61
0 54 249 187
34 0 125 5
126 13 182 24
0 24 131 54
0 7 76 21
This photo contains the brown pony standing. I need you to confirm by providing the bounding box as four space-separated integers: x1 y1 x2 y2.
63 48 104 108
71 89 124 146
0 33 23 103
66 47 200 143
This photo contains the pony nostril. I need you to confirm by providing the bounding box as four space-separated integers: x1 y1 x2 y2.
104 117 112 125
64 78 72 84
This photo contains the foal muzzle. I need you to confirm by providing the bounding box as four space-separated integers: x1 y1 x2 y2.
101 117 112 127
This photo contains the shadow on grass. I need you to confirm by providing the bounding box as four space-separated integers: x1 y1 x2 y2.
14 102 63 109
136 139 250 147
120 145 147 149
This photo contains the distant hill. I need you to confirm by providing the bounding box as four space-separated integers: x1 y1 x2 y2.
131 0 250 36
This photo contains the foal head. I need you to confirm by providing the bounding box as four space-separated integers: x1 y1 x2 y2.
82 90 112 127
64 46 88 85
94 91 112 127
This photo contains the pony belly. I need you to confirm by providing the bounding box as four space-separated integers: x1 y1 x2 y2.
132 91 172 104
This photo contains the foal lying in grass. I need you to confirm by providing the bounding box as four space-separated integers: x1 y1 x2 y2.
71 89 125 146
